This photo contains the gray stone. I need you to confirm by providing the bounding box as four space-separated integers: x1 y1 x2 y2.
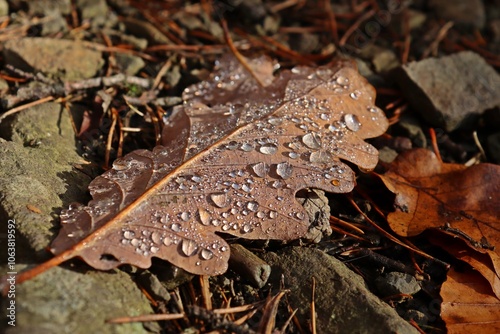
114 53 146 76
396 113 427 148
0 103 91 260
0 103 154 333
76 0 109 20
3 38 104 81
428 0 486 29
1 265 153 334
137 271 171 302
375 272 421 296
359 45 400 73
262 247 419 334
24 0 71 16
394 51 500 132
378 146 399 163
0 0 8 16
39 14 69 36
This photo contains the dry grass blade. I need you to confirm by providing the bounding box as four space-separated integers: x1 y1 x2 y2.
258 291 288 334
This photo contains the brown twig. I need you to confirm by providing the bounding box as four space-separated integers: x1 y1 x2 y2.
339 9 376 46
221 18 267 87
429 128 443 163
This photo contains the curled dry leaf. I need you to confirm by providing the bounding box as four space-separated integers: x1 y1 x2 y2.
22 55 389 280
378 149 500 285
441 267 500 334
427 231 500 299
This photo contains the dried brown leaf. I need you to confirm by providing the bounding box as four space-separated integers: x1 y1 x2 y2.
378 149 500 290
18 55 389 282
441 267 500 334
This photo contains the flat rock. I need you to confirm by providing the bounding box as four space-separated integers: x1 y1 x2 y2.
1 265 153 334
428 0 485 29
0 103 91 260
262 247 419 334
3 37 104 81
394 51 500 132
0 103 154 333
375 272 421 296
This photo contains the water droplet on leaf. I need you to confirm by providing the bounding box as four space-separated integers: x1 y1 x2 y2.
181 239 198 257
198 208 211 225
251 162 269 177
240 143 254 152
201 249 214 260
276 162 293 179
344 114 361 132
246 201 259 212
180 212 191 221
259 143 278 155
302 133 322 149
210 193 229 208
123 231 135 239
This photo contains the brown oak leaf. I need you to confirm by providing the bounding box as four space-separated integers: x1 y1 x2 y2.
16 55 389 283
378 149 500 289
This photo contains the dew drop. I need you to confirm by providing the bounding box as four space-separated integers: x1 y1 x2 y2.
211 219 221 226
309 151 332 163
123 230 135 239
256 211 265 218
331 179 341 186
180 212 191 221
344 114 361 132
226 141 238 150
295 212 306 220
251 162 269 177
246 201 259 212
242 184 252 193
201 249 214 260
276 162 293 179
131 238 140 247
181 239 198 257
336 76 348 85
112 159 131 171
242 224 252 233
210 193 229 208
320 113 330 120
191 175 202 183
288 151 299 159
171 223 182 232
220 246 228 252
268 117 283 126
259 143 278 155
240 143 254 152
151 231 162 244
222 224 230 231
150 246 159 254
198 208 211 225
271 180 283 189
350 90 360 100
302 133 322 149
269 210 278 219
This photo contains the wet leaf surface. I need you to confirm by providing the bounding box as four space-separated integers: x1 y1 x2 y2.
441 268 500 334
378 149 500 288
46 55 388 276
